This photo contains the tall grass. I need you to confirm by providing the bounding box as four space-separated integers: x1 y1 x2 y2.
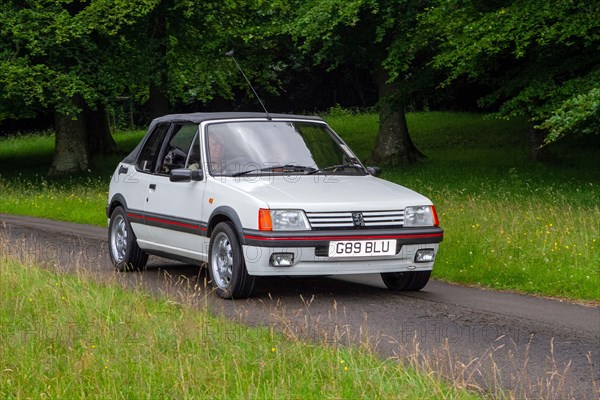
0 131 55 168
1 113 598 301
0 254 480 399
0 175 107 225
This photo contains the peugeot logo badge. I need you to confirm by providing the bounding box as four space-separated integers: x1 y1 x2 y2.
352 212 365 227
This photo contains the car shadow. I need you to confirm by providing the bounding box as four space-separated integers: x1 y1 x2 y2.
138 256 392 302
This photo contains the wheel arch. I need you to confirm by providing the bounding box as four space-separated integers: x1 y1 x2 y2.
208 206 245 244
106 193 128 218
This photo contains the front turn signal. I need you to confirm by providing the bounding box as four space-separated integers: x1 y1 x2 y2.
258 209 272 231
432 205 440 227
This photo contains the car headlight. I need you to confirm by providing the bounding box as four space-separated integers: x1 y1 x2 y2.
404 205 439 227
259 209 311 231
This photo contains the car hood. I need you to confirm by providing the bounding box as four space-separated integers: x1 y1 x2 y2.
218 175 432 211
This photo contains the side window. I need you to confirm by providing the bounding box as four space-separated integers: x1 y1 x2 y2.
136 124 170 173
158 124 199 174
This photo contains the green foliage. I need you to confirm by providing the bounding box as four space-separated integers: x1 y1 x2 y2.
0 0 160 115
538 86 600 142
0 0 294 124
420 0 600 143
288 0 371 66
107 0 294 108
287 0 428 83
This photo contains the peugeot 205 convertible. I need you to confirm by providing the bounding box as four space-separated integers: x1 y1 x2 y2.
107 112 443 299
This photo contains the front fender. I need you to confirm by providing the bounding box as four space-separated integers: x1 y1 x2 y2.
208 206 245 244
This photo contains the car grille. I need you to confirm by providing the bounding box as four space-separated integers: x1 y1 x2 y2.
306 210 404 230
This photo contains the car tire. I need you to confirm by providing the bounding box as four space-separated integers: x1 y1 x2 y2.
108 206 148 271
208 221 256 299
381 270 431 292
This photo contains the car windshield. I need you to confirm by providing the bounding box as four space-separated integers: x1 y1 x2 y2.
205 120 365 176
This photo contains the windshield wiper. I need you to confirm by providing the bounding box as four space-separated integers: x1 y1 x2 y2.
232 164 316 177
306 163 365 175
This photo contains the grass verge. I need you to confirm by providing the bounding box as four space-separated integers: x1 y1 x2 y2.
327 112 600 302
0 256 480 399
0 131 144 226
1 112 598 301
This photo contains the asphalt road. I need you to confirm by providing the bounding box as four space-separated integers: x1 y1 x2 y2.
1 213 598 399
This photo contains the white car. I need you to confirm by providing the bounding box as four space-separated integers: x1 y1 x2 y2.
107 112 443 298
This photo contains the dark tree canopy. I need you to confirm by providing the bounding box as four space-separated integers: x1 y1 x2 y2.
1 0 598 174
0 0 160 174
0 0 283 174
288 0 435 165
421 0 599 145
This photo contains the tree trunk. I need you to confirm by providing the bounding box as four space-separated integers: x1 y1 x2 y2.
529 125 552 162
149 82 169 119
48 95 89 176
371 66 425 165
147 9 169 120
86 103 118 155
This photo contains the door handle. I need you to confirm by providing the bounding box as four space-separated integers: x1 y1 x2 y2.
149 184 156 190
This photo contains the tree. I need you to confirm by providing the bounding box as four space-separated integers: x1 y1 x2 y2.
421 0 599 159
113 0 287 119
287 0 435 165
0 0 158 175
1 0 290 175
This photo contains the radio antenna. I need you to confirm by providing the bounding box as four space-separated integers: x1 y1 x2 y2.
226 50 271 120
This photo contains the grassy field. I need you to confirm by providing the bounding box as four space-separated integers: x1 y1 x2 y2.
0 131 142 225
0 112 598 301
328 112 599 301
0 256 480 399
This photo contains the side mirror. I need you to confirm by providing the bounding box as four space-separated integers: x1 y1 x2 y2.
191 169 203 181
170 168 203 182
367 166 381 177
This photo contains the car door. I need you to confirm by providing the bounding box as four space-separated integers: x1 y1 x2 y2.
144 123 209 261
121 122 171 244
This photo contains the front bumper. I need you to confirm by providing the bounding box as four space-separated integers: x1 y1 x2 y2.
243 243 439 276
241 227 443 276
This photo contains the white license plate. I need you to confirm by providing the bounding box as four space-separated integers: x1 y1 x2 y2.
328 240 396 257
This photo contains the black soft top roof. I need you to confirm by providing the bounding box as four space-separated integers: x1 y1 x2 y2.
150 112 322 126
123 112 325 164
